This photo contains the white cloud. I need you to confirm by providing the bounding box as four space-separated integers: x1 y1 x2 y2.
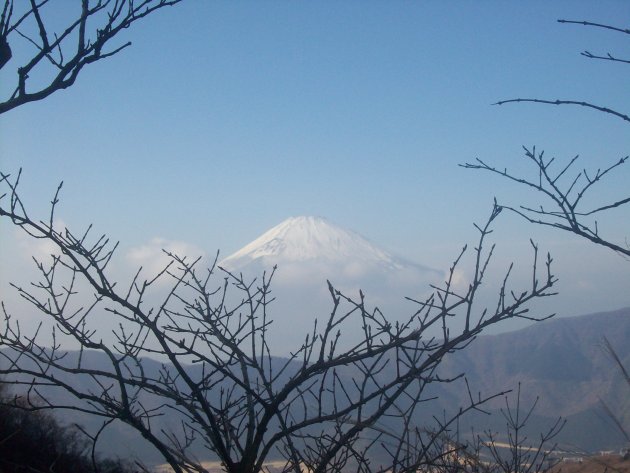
450 268 468 292
126 237 207 279
14 219 67 262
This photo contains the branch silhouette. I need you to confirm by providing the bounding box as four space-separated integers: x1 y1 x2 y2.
0 171 558 472
0 0 182 115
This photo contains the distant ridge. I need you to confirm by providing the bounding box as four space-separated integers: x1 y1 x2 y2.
438 307 630 451
3 307 629 461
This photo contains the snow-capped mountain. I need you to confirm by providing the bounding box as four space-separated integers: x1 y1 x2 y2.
220 216 432 275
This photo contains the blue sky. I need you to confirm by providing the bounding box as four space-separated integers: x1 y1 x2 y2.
1 1 629 332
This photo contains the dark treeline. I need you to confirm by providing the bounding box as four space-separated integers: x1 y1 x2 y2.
0 382 136 473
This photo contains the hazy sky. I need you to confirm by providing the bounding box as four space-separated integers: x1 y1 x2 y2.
1 1 629 337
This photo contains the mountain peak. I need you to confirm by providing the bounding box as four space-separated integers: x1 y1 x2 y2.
220 216 405 271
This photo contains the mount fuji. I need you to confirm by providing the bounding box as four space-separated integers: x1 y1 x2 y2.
219 217 442 351
220 216 434 276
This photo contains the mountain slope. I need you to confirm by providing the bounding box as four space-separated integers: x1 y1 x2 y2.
438 307 630 451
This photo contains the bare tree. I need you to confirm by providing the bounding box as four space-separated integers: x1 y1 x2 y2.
477 385 565 473
0 0 182 115
0 171 557 472
462 19 630 258
0 4 566 471
464 16 630 467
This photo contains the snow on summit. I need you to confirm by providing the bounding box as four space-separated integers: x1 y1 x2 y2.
219 216 436 278
222 216 406 270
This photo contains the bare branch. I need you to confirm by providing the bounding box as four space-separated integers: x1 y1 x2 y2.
581 50 630 65
493 98 630 124
462 148 630 258
557 19 630 36
0 0 183 115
